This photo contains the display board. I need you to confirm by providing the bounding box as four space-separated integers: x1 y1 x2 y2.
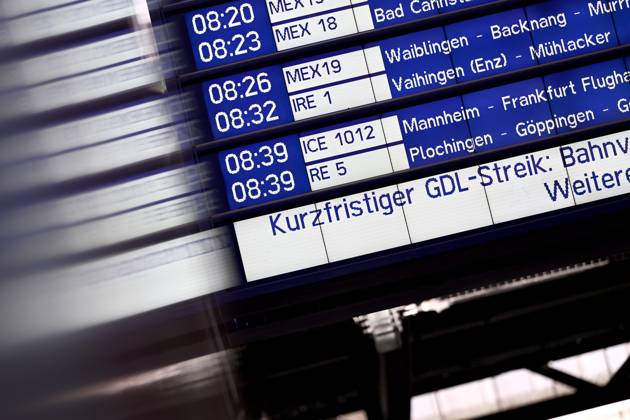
174 0 630 282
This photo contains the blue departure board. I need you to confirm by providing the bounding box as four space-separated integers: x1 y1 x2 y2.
175 0 630 281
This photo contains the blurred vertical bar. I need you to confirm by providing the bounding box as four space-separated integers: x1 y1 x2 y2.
0 0 241 348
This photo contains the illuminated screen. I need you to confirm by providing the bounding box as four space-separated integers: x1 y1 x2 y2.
178 0 630 282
